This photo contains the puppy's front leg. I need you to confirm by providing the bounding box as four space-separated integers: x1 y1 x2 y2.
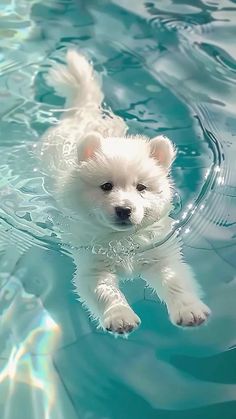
141 247 211 327
74 255 140 334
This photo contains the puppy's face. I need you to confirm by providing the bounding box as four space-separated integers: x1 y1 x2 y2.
61 134 175 232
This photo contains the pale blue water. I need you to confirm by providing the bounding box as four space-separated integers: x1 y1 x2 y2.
0 0 236 418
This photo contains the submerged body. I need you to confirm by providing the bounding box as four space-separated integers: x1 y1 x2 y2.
41 50 210 334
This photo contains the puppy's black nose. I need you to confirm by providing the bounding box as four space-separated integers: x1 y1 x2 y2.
115 206 131 221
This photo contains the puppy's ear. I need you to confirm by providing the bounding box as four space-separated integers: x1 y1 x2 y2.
150 135 176 169
77 132 102 161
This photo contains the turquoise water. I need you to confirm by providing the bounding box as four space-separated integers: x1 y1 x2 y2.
0 0 236 418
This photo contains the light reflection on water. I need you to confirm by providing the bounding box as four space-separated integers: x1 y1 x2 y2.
0 276 62 419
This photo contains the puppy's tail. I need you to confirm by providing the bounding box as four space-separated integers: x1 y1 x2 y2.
46 49 103 109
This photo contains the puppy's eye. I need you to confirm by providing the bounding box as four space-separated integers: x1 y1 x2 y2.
100 182 113 192
136 184 147 192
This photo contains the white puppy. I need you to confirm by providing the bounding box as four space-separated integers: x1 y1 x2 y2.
41 50 210 334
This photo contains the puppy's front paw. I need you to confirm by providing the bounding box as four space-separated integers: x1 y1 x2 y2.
102 305 141 335
168 297 211 327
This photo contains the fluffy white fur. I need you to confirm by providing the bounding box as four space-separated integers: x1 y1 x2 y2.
41 50 210 335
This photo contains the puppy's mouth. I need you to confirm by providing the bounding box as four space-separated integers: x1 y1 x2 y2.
94 210 138 231
112 218 134 231
117 220 132 228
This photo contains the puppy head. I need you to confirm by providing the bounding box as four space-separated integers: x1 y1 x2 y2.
61 132 176 232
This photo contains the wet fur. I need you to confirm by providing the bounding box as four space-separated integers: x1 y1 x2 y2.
41 50 211 334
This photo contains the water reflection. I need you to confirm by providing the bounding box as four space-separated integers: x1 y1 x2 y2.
0 276 61 419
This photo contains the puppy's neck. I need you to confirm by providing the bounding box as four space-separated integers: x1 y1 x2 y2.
77 211 173 248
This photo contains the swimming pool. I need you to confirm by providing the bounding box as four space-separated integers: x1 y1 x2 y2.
0 0 236 418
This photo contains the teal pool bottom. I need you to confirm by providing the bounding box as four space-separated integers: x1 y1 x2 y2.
0 0 236 418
